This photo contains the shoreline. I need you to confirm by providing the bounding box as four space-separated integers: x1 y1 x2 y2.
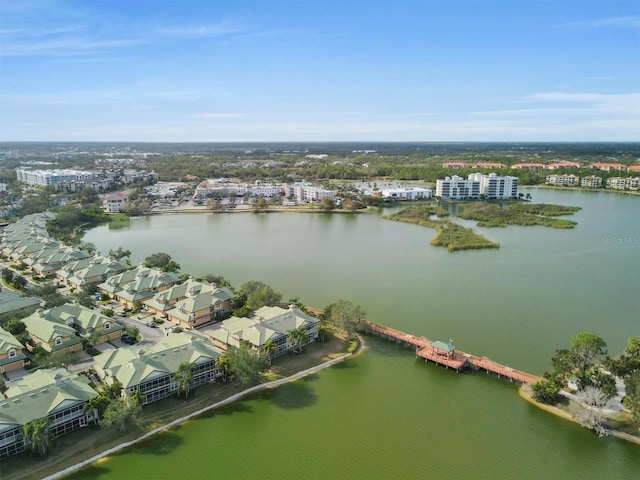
43 349 357 480
519 384 640 446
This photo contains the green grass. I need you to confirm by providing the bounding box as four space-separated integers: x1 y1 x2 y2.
456 202 581 228
383 206 499 252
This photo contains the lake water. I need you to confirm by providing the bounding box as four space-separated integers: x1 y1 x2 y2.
75 188 640 479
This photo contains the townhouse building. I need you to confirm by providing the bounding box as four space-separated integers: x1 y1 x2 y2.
0 326 28 374
0 369 98 459
207 305 320 361
545 174 580 187
93 331 224 405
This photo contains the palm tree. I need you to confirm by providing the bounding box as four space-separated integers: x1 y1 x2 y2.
287 326 308 354
215 356 230 382
261 339 277 364
84 394 110 420
22 417 52 456
175 361 194 399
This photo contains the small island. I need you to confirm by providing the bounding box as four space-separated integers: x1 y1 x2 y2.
456 202 581 228
383 205 500 252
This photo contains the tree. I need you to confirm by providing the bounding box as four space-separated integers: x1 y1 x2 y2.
241 281 282 310
261 339 277 363
570 332 607 385
215 356 230 382
28 283 68 308
175 361 194 399
126 326 140 340
320 197 335 210
80 241 97 255
0 379 6 395
287 326 308 354
569 386 614 437
84 394 110 419
22 417 53 456
254 197 268 211
143 252 173 269
4 318 26 336
11 274 27 290
2 268 13 284
207 198 222 212
531 379 561 404
108 247 131 261
623 370 640 428
78 186 99 205
607 336 640 377
198 273 231 288
99 395 142 433
226 343 270 385
328 299 367 340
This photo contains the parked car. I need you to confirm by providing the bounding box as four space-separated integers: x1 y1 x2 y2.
146 321 157 328
121 334 137 345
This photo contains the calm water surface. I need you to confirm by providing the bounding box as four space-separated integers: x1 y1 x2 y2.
76 188 639 479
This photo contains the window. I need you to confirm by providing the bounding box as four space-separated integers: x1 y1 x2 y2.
8 349 16 358
55 337 62 346
105 322 110 330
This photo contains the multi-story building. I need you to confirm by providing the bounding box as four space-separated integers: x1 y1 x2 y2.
285 182 337 203
545 174 580 187
93 331 224 405
0 326 28 374
15 168 95 187
98 266 180 307
580 176 602 188
0 369 98 459
207 305 320 361
103 192 129 213
607 177 640 190
380 187 432 201
471 172 519 199
435 175 480 200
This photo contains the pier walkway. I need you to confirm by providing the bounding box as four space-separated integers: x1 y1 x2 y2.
363 322 541 384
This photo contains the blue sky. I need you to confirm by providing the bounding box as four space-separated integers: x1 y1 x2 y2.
0 0 638 142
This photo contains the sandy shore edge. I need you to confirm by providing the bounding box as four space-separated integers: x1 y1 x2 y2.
519 384 640 446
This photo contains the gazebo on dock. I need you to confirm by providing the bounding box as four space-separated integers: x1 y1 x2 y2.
431 340 456 359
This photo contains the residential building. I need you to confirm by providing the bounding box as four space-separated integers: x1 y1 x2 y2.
607 177 640 191
15 168 95 187
22 302 123 345
0 290 41 318
57 256 127 288
0 326 27 374
285 182 337 203
442 162 467 169
0 369 98 459
545 174 580 187
207 305 320 360
472 162 507 169
590 163 627 172
380 187 432 201
510 163 546 171
546 161 581 169
98 266 180 307
435 175 480 200
93 331 224 405
22 310 83 356
470 172 519 199
103 192 129 213
580 176 602 188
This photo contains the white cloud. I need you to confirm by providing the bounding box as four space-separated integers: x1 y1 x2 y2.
193 113 247 119
558 16 640 28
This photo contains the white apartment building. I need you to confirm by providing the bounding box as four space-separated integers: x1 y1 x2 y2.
380 187 432 200
436 175 480 200
16 168 95 187
473 172 519 199
285 183 337 203
545 174 580 187
103 192 128 213
607 177 640 190
580 176 602 188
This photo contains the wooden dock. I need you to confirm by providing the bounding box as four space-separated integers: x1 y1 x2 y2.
363 322 541 384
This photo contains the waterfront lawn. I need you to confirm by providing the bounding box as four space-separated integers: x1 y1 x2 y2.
457 203 581 228
383 206 499 252
1 330 351 480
